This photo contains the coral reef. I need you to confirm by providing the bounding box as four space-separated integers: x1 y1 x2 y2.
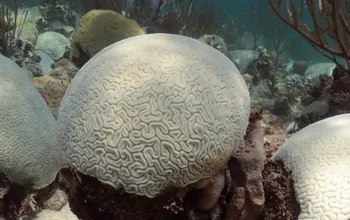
0 1 21 57
240 47 301 119
14 18 39 46
46 58 78 82
0 53 66 220
54 33 308 220
229 50 259 73
284 74 315 90
71 9 145 66
35 31 71 61
36 2 76 35
9 39 43 77
58 33 250 198
246 49 280 97
294 67 350 130
0 54 60 190
198 34 228 55
291 60 307 75
272 114 350 219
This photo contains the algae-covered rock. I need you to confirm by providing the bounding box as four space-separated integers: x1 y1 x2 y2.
31 75 68 110
198 34 228 55
71 9 145 65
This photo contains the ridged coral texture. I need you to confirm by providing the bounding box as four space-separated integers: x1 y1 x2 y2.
0 55 60 189
57 33 250 198
272 114 350 220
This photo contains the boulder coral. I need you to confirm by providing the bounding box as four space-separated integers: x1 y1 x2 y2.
272 114 350 220
70 9 145 66
57 33 251 219
35 31 71 61
0 54 61 189
0 55 61 219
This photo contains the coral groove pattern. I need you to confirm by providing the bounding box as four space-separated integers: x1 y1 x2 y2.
57 34 250 198
272 114 350 220
0 55 60 189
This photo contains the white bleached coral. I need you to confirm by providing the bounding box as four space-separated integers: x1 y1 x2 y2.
272 114 350 220
35 31 70 61
57 33 250 198
0 55 60 189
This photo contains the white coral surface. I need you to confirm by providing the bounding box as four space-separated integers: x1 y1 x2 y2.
0 55 60 189
35 31 70 61
272 114 350 220
57 33 250 198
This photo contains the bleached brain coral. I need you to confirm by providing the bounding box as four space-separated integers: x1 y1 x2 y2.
57 33 250 198
35 31 70 61
272 114 350 220
0 54 60 189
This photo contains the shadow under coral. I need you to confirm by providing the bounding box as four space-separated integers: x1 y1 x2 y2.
0 173 61 220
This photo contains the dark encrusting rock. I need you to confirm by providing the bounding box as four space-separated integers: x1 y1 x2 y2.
0 173 61 220
63 168 188 220
0 174 27 220
259 161 300 220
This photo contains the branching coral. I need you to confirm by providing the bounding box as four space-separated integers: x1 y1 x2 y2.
268 0 350 72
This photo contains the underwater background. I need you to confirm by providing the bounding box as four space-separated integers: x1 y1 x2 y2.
0 0 349 219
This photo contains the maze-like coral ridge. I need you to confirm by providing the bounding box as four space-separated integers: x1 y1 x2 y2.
0 55 60 189
272 114 350 220
58 34 250 197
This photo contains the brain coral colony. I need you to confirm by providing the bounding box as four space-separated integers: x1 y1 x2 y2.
0 55 61 219
272 114 350 220
57 33 252 219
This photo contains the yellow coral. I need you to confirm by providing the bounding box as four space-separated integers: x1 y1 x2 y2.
71 10 145 64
